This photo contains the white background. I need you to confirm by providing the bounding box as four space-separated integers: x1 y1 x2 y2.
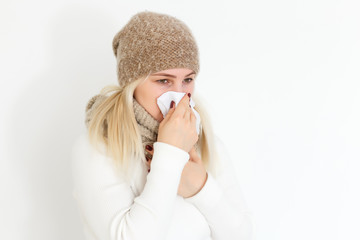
1 0 359 239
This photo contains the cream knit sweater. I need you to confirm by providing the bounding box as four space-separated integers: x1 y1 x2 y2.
71 96 253 240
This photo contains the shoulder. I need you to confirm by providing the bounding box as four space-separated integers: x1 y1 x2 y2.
71 132 129 191
71 132 107 171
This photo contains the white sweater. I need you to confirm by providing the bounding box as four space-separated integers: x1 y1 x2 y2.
71 132 253 240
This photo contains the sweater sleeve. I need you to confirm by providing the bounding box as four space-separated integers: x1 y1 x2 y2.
184 136 254 240
71 133 189 240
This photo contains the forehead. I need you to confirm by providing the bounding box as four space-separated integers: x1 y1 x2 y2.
151 68 195 77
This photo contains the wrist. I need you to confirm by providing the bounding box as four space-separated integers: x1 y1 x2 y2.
186 171 208 198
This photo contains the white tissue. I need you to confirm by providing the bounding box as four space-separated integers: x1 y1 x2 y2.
156 91 201 135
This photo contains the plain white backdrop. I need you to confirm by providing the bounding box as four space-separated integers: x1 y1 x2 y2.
1 0 359 239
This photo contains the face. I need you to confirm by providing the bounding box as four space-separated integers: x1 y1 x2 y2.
133 68 196 122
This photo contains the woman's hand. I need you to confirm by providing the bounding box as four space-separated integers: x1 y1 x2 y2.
177 146 208 198
145 144 208 198
157 93 198 153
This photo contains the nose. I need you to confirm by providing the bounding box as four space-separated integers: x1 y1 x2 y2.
171 82 186 93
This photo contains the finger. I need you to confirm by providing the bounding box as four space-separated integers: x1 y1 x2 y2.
145 155 151 165
145 155 152 167
145 152 153 161
190 108 196 128
172 93 191 118
145 144 154 154
149 159 152 171
145 145 154 159
184 104 191 121
145 153 152 161
146 160 152 173
160 100 176 125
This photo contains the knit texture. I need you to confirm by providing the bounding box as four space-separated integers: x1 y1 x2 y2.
84 94 159 149
112 10 200 89
132 97 160 151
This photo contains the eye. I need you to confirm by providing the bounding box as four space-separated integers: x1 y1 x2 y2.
156 79 169 84
156 78 193 84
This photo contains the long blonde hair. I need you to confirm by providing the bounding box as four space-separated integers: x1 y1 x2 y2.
87 75 220 182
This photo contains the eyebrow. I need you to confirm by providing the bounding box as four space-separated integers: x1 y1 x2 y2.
150 70 195 78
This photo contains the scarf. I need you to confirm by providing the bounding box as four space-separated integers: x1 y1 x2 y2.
85 94 199 155
132 97 160 150
85 94 160 150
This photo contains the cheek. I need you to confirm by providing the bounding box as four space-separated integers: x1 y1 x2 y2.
154 87 170 99
185 82 195 92
146 87 164 109
139 84 158 100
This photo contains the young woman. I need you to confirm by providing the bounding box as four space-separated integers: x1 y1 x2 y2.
72 10 253 240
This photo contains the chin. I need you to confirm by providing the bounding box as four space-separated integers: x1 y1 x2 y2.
153 108 164 122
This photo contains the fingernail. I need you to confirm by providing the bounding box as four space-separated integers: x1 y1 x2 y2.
146 145 153 151
188 93 191 98
148 169 150 172
146 156 150 162
170 101 175 108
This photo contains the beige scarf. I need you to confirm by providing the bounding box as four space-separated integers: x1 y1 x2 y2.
85 94 160 149
85 94 200 155
132 97 160 150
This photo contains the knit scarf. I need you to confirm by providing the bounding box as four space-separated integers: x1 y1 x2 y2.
85 94 200 155
132 97 160 150
85 94 160 149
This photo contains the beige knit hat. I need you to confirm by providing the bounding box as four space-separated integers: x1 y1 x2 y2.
112 10 200 88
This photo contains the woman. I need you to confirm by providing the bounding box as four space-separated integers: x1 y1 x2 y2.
72 10 253 240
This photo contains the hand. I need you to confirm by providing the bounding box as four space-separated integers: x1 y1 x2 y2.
157 93 198 153
177 146 208 198
145 144 208 198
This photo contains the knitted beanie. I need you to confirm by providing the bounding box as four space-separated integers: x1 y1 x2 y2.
112 10 200 89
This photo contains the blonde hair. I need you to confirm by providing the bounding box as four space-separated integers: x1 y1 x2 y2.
87 75 220 182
